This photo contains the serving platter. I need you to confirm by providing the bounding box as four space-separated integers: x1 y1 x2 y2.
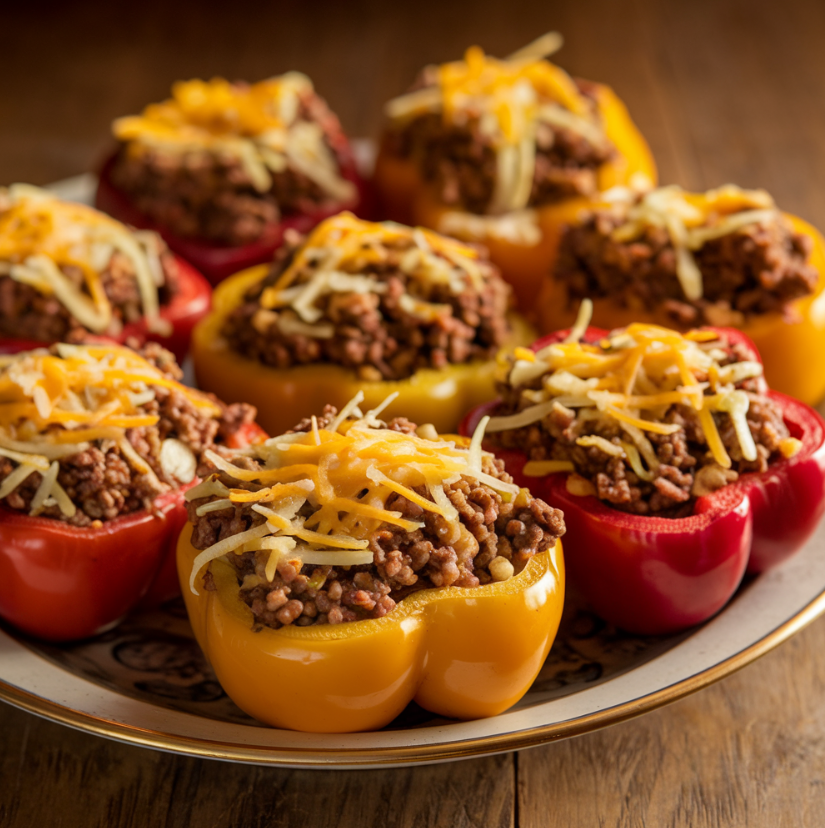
3 521 825 769
0 170 824 769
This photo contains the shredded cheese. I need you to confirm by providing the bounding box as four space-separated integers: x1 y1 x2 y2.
113 75 356 202
522 459 574 476
608 184 786 302
0 344 222 517
253 211 486 331
188 395 520 592
0 185 169 335
385 35 607 215
490 323 767 473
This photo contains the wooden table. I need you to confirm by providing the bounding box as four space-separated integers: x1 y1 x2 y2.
3 0 825 824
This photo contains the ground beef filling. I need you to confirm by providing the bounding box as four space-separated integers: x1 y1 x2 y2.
188 417 565 629
0 343 256 526
110 93 352 246
555 211 818 326
386 79 614 213
491 351 790 517
0 245 180 343
221 232 512 381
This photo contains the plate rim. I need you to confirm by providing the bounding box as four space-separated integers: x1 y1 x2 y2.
2 580 824 768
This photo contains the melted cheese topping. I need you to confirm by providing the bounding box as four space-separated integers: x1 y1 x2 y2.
385 33 607 214
488 315 790 472
257 212 486 326
607 184 781 302
0 343 222 516
186 392 518 594
114 75 356 201
0 185 168 335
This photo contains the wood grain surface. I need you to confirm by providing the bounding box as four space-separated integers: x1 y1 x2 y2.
3 0 825 825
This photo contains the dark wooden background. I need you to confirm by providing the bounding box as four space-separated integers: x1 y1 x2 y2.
4 0 825 824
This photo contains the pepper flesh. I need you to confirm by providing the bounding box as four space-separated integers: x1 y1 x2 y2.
95 150 366 286
460 326 825 634
0 255 211 364
191 264 535 435
537 215 825 405
177 525 564 733
373 83 657 313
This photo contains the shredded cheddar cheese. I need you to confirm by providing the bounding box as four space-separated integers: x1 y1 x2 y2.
0 344 221 516
114 75 356 202
255 212 485 326
385 33 607 214
488 318 771 470
186 397 519 594
0 184 169 335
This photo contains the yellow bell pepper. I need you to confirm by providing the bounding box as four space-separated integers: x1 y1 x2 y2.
192 264 534 436
373 83 657 313
177 525 564 733
537 215 825 405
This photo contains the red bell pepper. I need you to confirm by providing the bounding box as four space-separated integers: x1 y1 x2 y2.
95 149 368 286
0 489 188 642
0 421 268 642
0 255 211 365
120 256 211 362
461 326 825 634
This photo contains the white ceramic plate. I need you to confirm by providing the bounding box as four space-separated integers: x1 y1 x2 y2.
1 170 824 769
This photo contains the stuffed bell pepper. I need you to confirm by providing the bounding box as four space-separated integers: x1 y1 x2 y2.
462 309 825 634
192 211 533 435
373 32 656 311
540 183 825 404
0 184 210 362
0 341 263 642
96 74 364 284
178 394 565 732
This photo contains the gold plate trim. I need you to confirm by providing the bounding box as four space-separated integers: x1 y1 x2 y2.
2 583 824 768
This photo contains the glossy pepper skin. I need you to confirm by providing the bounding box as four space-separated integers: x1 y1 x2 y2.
373 84 657 313
0 255 211 364
461 326 825 635
177 526 564 733
95 150 366 286
191 264 535 436
0 489 189 642
537 215 825 405
0 419 267 640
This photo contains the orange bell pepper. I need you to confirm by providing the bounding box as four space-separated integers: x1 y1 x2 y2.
537 215 825 405
373 84 657 312
191 264 535 435
176 525 564 733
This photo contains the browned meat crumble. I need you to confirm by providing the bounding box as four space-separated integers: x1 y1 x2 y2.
555 209 818 327
222 227 513 382
187 411 565 629
385 74 614 214
490 339 792 517
109 89 353 246
0 342 256 526
0 234 180 344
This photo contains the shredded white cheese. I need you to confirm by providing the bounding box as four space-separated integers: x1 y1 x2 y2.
113 75 355 204
0 185 168 334
384 37 607 217
609 185 785 302
188 393 521 592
